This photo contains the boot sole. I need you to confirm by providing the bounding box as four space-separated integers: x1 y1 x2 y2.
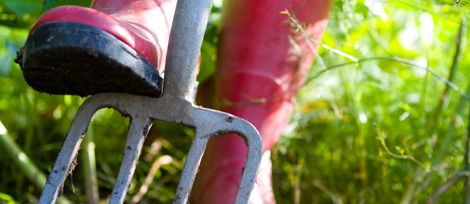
20 22 163 97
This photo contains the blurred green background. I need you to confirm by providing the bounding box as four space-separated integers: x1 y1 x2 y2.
1 0 470 203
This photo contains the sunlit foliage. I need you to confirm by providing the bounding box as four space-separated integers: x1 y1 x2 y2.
1 0 470 203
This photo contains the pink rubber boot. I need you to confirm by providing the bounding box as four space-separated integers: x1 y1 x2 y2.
192 0 332 203
19 0 177 97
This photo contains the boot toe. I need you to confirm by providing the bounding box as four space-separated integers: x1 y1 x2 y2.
19 6 164 97
20 22 163 97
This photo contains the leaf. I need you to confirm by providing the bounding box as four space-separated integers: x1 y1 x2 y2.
0 193 19 204
41 0 91 14
395 146 401 152
197 42 216 82
3 0 43 17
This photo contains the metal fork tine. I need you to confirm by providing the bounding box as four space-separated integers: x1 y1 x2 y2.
38 99 101 204
109 118 153 203
172 132 210 204
171 107 263 204
235 123 263 204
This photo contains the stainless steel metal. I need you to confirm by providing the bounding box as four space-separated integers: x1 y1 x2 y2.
109 118 153 203
38 93 263 203
164 0 212 99
38 0 263 203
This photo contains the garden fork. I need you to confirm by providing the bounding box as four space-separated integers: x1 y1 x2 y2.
37 0 263 203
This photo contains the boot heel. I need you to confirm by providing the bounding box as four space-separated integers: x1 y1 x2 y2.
18 22 163 97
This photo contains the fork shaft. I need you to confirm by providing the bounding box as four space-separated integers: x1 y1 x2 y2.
163 0 213 99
